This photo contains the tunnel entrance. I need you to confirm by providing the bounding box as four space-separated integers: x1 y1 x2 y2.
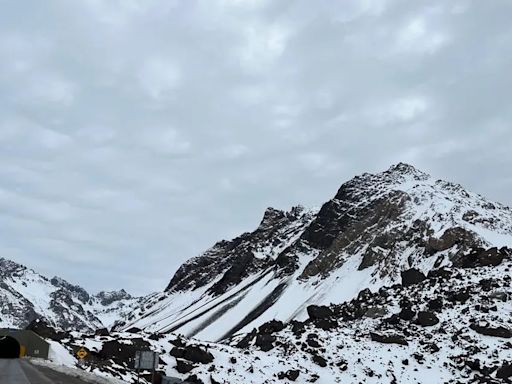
0 336 21 358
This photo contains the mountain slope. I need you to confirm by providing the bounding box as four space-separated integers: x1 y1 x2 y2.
120 163 512 342
0 258 142 331
49 244 512 384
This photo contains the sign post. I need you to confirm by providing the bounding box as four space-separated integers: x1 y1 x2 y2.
76 347 88 360
134 351 159 384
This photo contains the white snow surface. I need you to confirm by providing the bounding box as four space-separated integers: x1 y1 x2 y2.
0 258 143 331
122 165 512 342
48 254 512 383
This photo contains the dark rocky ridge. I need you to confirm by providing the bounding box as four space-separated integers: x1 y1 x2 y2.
163 164 510 299
122 163 512 340
165 206 316 294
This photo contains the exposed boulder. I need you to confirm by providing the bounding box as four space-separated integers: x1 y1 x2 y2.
470 323 511 338
278 370 300 381
399 307 416 321
315 318 338 331
255 333 276 352
176 359 195 374
25 318 69 341
370 332 408 346
364 306 388 319
307 305 334 320
417 311 439 327
258 320 285 335
427 298 443 311
454 247 508 268
401 268 426 286
99 339 151 366
426 227 481 255
172 346 214 364
312 354 328 367
496 363 512 379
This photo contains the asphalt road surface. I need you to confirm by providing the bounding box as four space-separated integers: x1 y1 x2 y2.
0 359 94 384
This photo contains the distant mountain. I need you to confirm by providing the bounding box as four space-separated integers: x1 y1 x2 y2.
0 258 142 331
118 163 512 342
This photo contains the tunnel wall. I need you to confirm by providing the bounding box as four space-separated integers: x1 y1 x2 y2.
0 329 50 359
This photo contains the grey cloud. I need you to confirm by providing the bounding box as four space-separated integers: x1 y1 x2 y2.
1 0 511 294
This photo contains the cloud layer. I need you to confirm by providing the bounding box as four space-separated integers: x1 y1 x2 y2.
1 0 511 294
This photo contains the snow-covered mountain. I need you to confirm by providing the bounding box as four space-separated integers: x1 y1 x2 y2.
0 258 142 331
118 163 512 342
7 163 512 383
53 249 512 383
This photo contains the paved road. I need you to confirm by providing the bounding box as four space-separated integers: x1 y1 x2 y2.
0 359 94 384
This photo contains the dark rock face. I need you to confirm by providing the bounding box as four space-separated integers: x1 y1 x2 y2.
183 346 214 364
399 307 416 321
99 339 151 366
258 320 285 335
312 354 328 367
496 363 512 379
95 328 110 337
401 268 426 286
171 346 214 364
454 247 509 268
50 277 90 304
417 311 439 327
165 207 315 294
301 190 411 278
94 289 132 306
278 369 300 381
470 323 511 338
315 318 338 331
255 334 276 352
370 332 408 346
425 227 481 255
25 319 69 341
176 359 195 374
427 298 443 312
307 305 334 320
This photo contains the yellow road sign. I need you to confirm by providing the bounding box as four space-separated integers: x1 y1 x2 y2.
76 348 88 359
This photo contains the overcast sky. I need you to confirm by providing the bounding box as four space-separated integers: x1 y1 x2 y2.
1 0 511 295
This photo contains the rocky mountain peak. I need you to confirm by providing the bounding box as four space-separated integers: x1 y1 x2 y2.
124 163 512 342
94 289 133 306
0 257 27 277
385 162 429 178
259 207 286 228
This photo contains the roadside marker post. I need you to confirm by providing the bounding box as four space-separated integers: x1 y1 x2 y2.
135 351 159 384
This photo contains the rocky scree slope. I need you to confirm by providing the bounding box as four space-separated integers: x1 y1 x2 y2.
119 163 512 342
43 249 512 383
0 258 142 331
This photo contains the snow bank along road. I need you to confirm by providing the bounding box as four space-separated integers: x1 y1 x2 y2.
0 359 92 384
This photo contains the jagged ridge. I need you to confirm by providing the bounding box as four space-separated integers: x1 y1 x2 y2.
120 163 512 342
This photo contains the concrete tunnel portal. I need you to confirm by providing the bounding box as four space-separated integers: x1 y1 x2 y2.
0 335 21 358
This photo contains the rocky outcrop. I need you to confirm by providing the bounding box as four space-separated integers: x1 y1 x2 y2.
470 323 511 338
165 207 316 293
401 268 427 286
370 332 408 346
